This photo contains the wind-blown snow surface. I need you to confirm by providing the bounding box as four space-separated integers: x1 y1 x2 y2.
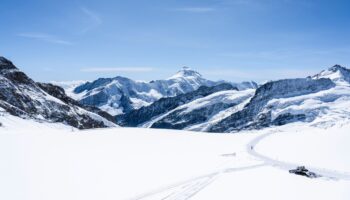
1 115 349 200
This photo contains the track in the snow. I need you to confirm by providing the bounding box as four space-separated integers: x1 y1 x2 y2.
126 164 264 200
127 130 350 200
246 131 350 181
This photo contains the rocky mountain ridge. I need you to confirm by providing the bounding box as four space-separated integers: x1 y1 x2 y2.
0 57 116 129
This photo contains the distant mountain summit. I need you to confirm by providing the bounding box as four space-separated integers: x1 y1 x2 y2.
0 56 116 129
312 64 350 84
167 66 203 79
71 67 257 115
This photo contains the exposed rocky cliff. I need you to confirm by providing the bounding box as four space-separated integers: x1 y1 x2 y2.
0 57 116 129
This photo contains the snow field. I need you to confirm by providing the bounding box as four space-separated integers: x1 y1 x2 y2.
1 116 350 200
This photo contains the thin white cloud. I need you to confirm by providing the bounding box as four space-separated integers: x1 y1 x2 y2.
81 67 154 73
219 47 350 61
17 33 72 45
42 67 53 72
174 7 215 13
80 7 102 33
202 68 318 81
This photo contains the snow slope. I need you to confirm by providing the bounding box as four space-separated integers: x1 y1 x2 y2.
119 83 237 128
313 64 350 85
143 89 255 130
1 115 349 200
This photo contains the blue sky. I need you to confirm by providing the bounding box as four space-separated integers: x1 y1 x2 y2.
1 0 350 83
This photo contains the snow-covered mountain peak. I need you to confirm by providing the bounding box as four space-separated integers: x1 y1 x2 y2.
329 64 347 71
0 56 116 129
313 64 350 84
168 66 202 79
0 57 17 71
1 57 37 87
0 56 11 65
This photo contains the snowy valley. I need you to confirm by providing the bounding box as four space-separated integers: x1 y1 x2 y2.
1 114 350 200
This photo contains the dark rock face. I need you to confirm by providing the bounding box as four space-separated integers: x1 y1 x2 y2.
80 90 110 107
209 78 336 132
0 57 16 70
0 58 41 116
38 82 116 123
0 57 115 129
74 78 113 94
119 94 133 114
117 83 237 127
272 113 306 126
37 83 78 105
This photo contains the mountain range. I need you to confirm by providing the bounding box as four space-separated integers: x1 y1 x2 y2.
68 66 257 115
1 56 350 133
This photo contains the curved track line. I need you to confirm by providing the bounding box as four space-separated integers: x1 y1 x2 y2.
247 132 350 180
127 129 350 200
126 164 264 200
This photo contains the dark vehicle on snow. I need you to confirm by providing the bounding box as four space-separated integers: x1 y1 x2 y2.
289 166 320 178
